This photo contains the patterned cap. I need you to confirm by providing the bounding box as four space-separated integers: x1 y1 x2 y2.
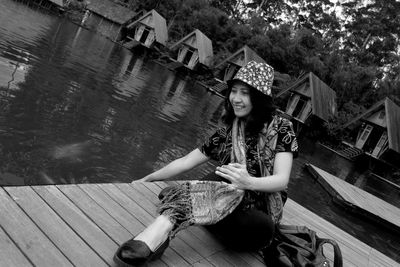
227 61 274 97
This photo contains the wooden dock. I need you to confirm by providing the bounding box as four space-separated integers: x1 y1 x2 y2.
0 181 399 267
307 164 400 232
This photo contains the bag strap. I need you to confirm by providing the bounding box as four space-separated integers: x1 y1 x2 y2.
278 224 343 267
318 238 343 267
277 225 317 253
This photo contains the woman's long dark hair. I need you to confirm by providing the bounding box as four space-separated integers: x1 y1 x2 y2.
222 82 276 135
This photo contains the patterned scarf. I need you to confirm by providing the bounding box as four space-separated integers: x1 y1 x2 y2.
157 118 246 237
231 118 247 165
257 116 284 223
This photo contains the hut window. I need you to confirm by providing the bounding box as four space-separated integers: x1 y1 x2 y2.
140 27 150 43
292 98 307 119
378 110 385 119
183 48 195 65
224 64 240 81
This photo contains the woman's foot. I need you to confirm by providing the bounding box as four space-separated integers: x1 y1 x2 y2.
134 215 173 251
113 215 173 266
114 238 169 266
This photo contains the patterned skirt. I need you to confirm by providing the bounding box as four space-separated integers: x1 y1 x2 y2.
158 180 244 237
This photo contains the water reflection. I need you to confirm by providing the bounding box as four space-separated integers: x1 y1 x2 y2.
0 0 223 186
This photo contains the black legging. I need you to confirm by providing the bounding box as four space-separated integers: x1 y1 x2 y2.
206 206 275 251
197 172 275 250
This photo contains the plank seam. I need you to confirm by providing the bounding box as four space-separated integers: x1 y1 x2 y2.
124 183 195 266
32 186 112 266
77 183 145 235
95 184 172 266
0 223 35 267
96 184 149 226
3 187 75 266
56 184 132 244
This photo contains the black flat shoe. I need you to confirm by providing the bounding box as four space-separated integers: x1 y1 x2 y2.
113 237 169 267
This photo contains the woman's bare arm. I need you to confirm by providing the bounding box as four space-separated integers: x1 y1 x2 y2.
137 148 209 182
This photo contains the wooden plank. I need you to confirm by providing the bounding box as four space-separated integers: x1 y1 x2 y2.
235 251 266 267
284 199 370 267
132 183 204 264
146 259 169 267
152 182 226 253
98 184 174 266
2 181 397 266
207 251 239 267
191 258 215 267
369 249 400 267
0 188 72 267
33 185 118 265
143 182 265 265
308 164 400 230
78 183 144 236
286 199 371 250
0 225 33 267
217 250 253 267
97 183 154 225
143 182 225 256
186 226 225 252
5 186 107 267
58 184 189 266
114 184 191 267
57 184 132 245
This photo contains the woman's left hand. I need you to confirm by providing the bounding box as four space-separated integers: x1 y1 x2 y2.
215 163 253 190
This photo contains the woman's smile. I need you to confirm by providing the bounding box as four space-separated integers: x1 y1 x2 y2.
229 82 253 118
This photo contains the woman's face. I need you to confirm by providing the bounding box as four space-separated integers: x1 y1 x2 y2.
229 82 253 118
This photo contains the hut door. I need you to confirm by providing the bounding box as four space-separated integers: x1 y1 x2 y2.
286 94 300 116
145 30 155 47
182 48 195 66
135 26 144 42
178 46 188 62
372 131 388 157
355 124 373 149
188 50 199 69
139 28 150 44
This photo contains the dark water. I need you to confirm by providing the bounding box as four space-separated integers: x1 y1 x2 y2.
1 0 399 263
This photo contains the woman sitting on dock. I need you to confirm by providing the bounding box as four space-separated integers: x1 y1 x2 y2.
114 61 298 266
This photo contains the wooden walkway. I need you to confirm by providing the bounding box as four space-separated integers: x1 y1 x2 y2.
0 181 399 267
307 164 400 231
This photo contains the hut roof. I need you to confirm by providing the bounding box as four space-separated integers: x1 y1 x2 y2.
126 10 168 46
170 29 213 67
277 72 337 122
86 0 137 25
214 45 265 69
343 98 400 153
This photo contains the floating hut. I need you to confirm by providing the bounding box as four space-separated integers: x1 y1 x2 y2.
125 10 168 49
83 0 138 41
276 72 337 133
29 0 65 12
214 45 265 81
169 29 213 70
49 0 64 8
341 98 400 165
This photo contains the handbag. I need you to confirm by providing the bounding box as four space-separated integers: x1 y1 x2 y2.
263 224 343 267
